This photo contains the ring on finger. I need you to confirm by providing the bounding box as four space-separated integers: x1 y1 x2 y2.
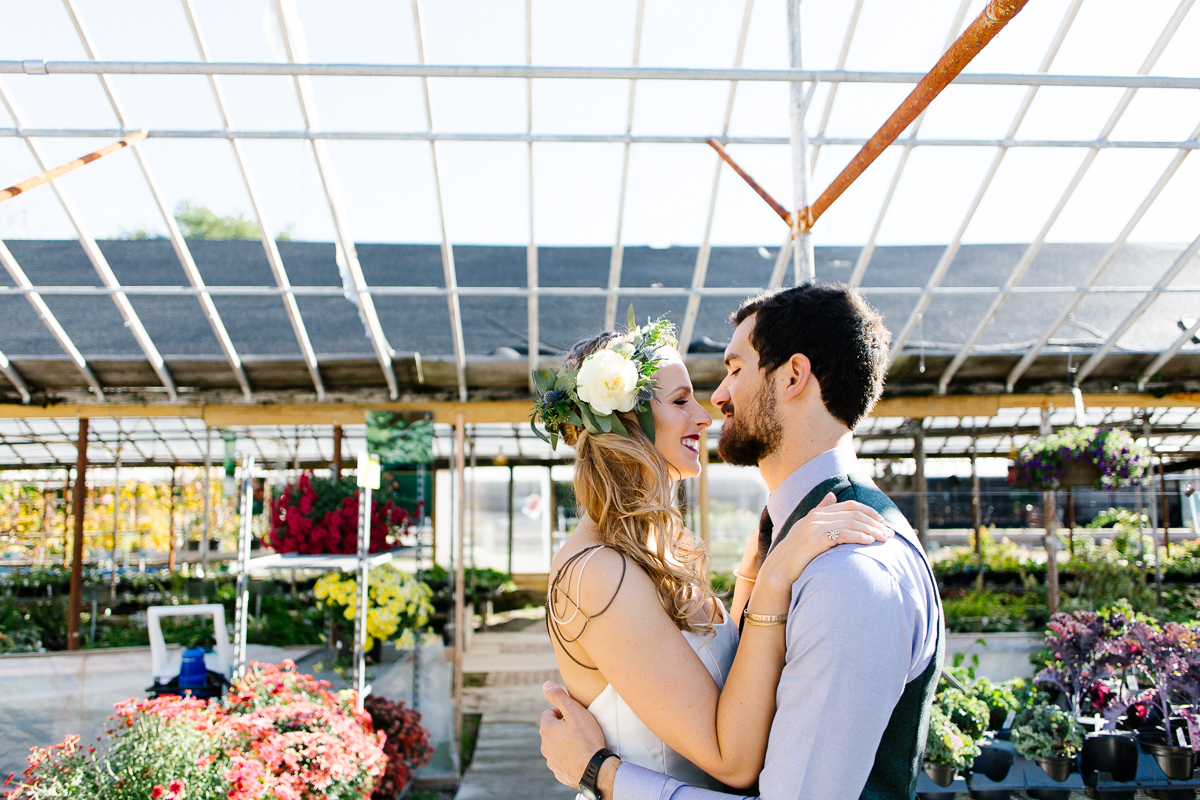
826 529 840 544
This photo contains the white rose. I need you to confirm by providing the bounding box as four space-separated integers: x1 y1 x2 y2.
576 349 640 416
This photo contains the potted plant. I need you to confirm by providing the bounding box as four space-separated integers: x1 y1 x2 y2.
924 704 981 788
1012 704 1085 781
971 677 1024 731
363 694 434 798
1009 427 1148 491
1124 621 1199 780
314 564 434 665
937 688 990 740
1035 608 1132 716
268 472 411 555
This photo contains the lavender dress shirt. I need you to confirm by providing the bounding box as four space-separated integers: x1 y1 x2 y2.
613 444 940 800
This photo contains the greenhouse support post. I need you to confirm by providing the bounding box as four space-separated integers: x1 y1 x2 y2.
202 425 211 598
1145 418 1163 605
413 460 425 713
1159 453 1170 557
453 413 466 748
332 423 342 480
67 417 88 652
912 419 928 548
232 453 254 679
110 443 120 602
168 466 177 572
507 464 515 576
1040 406 1059 616
970 440 983 589
353 458 374 712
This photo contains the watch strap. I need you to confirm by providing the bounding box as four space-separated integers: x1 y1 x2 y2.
579 747 618 799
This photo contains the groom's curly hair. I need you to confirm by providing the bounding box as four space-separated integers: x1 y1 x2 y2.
732 282 890 429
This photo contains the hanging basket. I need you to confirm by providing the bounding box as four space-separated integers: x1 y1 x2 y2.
1009 427 1148 491
1060 461 1103 488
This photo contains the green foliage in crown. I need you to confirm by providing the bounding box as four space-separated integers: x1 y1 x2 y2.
530 307 677 449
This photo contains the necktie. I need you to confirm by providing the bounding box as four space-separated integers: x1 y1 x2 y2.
756 506 774 571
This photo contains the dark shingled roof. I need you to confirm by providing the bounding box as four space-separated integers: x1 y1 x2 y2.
0 239 1196 401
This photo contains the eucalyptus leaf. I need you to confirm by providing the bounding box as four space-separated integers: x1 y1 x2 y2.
530 416 551 444
636 405 656 443
567 411 584 427
533 370 553 394
549 431 559 451
595 412 613 434
578 403 602 435
627 303 636 331
610 414 628 436
555 370 578 393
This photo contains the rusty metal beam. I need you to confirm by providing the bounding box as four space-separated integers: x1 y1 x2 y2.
0 130 145 203
802 0 1030 232
707 138 790 223
848 0 972 288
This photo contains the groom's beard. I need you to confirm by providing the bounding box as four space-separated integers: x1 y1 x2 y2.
717 382 783 467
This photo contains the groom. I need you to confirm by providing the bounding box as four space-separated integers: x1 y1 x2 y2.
540 283 943 800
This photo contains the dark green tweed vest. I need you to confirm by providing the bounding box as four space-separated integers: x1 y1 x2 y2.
771 473 945 800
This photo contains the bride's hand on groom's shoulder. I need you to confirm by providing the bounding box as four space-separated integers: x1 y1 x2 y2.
760 494 893 586
540 681 610 789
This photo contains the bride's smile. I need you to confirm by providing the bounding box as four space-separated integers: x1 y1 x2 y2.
648 359 712 482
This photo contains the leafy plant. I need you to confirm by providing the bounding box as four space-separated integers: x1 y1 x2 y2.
314 564 434 652
1122 621 1200 744
363 695 434 797
1035 606 1133 714
1012 704 1085 759
936 688 989 740
268 473 410 555
5 661 388 800
971 677 1024 730
925 704 981 770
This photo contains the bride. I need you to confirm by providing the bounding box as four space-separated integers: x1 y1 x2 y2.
534 319 891 793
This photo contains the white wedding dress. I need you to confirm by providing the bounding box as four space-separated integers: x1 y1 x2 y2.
582 609 739 792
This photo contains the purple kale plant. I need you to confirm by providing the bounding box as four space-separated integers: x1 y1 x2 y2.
1035 606 1133 716
1123 621 1200 745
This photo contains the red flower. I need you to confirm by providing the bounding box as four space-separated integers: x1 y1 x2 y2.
151 785 165 799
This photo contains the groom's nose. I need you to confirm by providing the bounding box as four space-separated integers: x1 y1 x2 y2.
712 375 732 408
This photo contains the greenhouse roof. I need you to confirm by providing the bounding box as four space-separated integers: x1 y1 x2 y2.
0 0 1197 466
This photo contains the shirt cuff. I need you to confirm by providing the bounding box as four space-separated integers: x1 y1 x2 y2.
613 762 675 800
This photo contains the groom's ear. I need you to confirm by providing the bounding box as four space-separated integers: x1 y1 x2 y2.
778 353 812 403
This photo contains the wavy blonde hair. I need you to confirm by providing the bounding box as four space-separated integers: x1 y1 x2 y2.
558 332 714 634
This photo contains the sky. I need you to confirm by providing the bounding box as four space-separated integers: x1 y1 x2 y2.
1 0 1198 250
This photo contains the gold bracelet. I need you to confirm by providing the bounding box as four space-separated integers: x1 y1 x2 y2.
743 610 788 627
732 568 756 584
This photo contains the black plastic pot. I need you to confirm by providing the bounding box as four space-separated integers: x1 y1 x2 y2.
1036 756 1075 782
1081 732 1139 785
1026 791 1071 800
1142 741 1196 781
1027 786 1075 800
1147 790 1197 800
923 761 957 787
974 747 1015 782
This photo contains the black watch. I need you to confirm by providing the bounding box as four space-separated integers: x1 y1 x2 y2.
578 747 618 800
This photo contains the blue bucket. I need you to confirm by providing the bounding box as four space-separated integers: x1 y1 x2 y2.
179 647 208 689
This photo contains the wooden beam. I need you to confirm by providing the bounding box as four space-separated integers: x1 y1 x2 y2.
67 418 87 651
0 392 1195 427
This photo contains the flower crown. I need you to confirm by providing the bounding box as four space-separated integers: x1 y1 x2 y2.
531 307 678 450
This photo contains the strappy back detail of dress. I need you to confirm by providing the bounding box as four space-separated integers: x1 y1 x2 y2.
546 544 627 671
